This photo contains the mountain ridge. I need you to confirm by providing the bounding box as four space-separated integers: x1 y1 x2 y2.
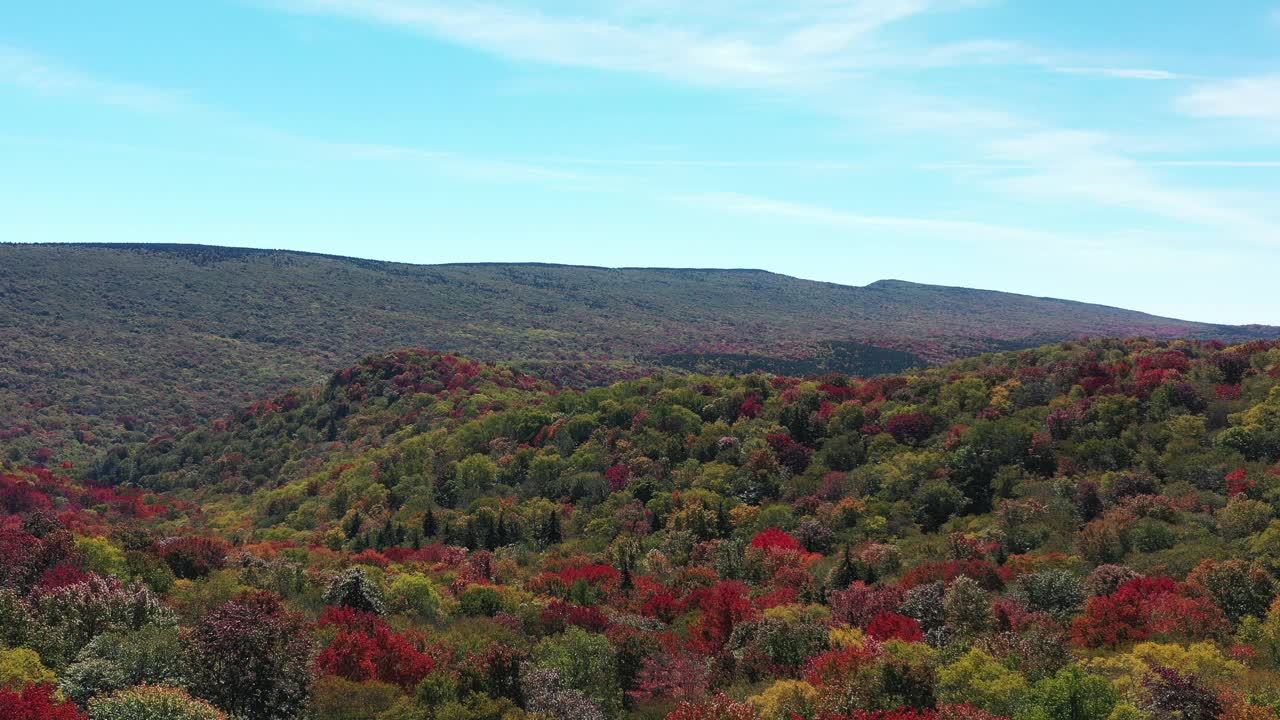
2 242 1276 465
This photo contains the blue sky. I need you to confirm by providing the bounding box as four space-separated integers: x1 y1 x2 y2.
3 1 1279 324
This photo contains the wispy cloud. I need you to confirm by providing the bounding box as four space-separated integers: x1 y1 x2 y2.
1148 160 1280 168
1177 74 1280 120
0 44 187 112
267 0 1013 88
680 190 1069 246
0 43 604 187
680 190 1264 299
977 130 1280 244
1053 66 1185 80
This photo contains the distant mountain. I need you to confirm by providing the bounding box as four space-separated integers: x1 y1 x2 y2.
1 242 1275 463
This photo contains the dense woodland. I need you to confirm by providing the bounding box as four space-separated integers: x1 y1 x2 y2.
5 243 1275 467
5 337 1280 719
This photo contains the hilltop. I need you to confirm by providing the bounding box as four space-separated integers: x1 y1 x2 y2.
1 336 1270 719
2 242 1275 464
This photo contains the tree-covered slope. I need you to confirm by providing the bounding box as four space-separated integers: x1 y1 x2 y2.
3 242 1276 466
6 337 1280 720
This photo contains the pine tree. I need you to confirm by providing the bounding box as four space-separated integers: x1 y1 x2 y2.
542 509 562 546
422 509 438 538
343 511 364 539
828 547 875 591
715 502 732 538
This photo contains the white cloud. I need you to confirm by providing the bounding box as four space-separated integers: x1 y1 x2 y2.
1149 160 1280 168
0 44 605 187
269 0 1016 88
680 190 1070 246
978 130 1280 244
0 44 186 112
1178 74 1280 120
1053 66 1184 80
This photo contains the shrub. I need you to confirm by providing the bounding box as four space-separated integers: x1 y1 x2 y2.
729 616 830 677
886 414 936 446
0 648 56 689
0 589 32 648
531 627 621 714
323 567 386 615
1013 570 1084 621
458 585 504 617
59 625 187 704
944 576 991 635
309 676 402 720
936 648 1028 717
74 537 128 579
867 612 924 642
89 685 228 720
1142 667 1221 720
749 679 819 720
521 668 608 720
1018 666 1117 720
315 615 434 690
1218 498 1272 541
669 693 759 720
1185 559 1274 624
1083 565 1139 598
184 592 314 720
32 575 175 666
386 573 445 620
0 684 87 720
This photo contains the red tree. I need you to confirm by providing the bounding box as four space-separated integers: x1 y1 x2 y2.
0 685 86 720
886 414 936 446
866 611 924 642
751 528 803 553
316 610 434 690
694 581 757 652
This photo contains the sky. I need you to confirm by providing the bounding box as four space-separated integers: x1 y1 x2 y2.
2 1 1280 325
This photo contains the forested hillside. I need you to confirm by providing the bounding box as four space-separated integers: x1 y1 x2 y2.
2 242 1275 466
5 337 1280 719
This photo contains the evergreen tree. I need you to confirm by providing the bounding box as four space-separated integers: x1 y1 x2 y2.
343 511 364 539
542 509 563 547
828 547 875 590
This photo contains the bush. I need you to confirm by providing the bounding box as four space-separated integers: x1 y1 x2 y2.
521 668 607 720
0 684 86 720
937 648 1028 717
1017 666 1117 720
531 627 620 714
89 685 228 720
32 575 175 667
309 676 403 720
0 589 32 648
324 567 386 615
748 679 819 720
315 611 434 690
74 537 128 579
1185 559 1274 624
1083 565 1139 598
387 573 446 620
1013 570 1084 621
184 592 314 720
0 647 56 689
59 625 186 704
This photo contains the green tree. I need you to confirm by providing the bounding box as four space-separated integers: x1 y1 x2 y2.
531 627 621 714
1017 666 1118 720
